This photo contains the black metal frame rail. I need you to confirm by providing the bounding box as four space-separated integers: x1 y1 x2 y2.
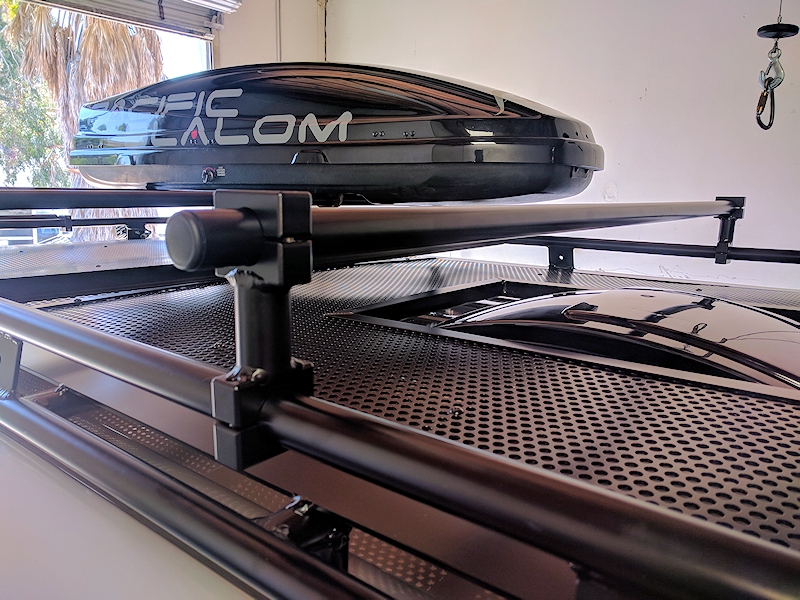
0 187 212 208
1 297 799 599
0 395 384 600
0 214 168 229
514 235 800 268
3 187 795 268
0 298 216 413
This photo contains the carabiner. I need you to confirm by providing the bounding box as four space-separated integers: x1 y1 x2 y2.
760 45 785 90
757 77 776 130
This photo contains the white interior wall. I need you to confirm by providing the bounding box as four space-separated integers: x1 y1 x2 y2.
278 0 325 62
0 433 252 600
214 0 322 67
215 0 279 67
326 0 800 288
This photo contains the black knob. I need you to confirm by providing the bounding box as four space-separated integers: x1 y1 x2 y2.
166 209 264 271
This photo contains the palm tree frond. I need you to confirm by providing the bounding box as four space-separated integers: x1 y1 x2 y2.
2 1 32 48
4 1 165 190
21 6 57 94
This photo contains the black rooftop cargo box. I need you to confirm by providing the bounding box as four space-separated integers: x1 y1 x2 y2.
71 62 603 204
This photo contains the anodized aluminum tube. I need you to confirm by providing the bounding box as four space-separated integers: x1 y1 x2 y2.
309 200 735 267
167 200 736 271
261 394 800 600
0 297 218 414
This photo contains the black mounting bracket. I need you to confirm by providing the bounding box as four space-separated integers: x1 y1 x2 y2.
714 196 745 264
211 358 313 429
212 357 313 469
165 190 315 470
125 226 152 240
256 496 352 571
548 244 575 271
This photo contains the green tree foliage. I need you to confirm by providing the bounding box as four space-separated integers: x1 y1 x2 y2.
0 8 67 187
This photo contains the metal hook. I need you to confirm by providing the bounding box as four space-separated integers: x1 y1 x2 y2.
760 44 785 90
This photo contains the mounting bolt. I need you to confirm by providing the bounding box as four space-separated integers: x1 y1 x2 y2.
202 167 216 184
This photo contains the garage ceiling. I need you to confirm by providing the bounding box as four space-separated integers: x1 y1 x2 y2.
25 0 242 38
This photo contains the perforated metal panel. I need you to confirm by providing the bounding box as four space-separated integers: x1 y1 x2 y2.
348 529 502 600
17 369 57 397
41 258 800 552
36 398 294 517
350 529 450 590
0 240 172 279
41 282 235 367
